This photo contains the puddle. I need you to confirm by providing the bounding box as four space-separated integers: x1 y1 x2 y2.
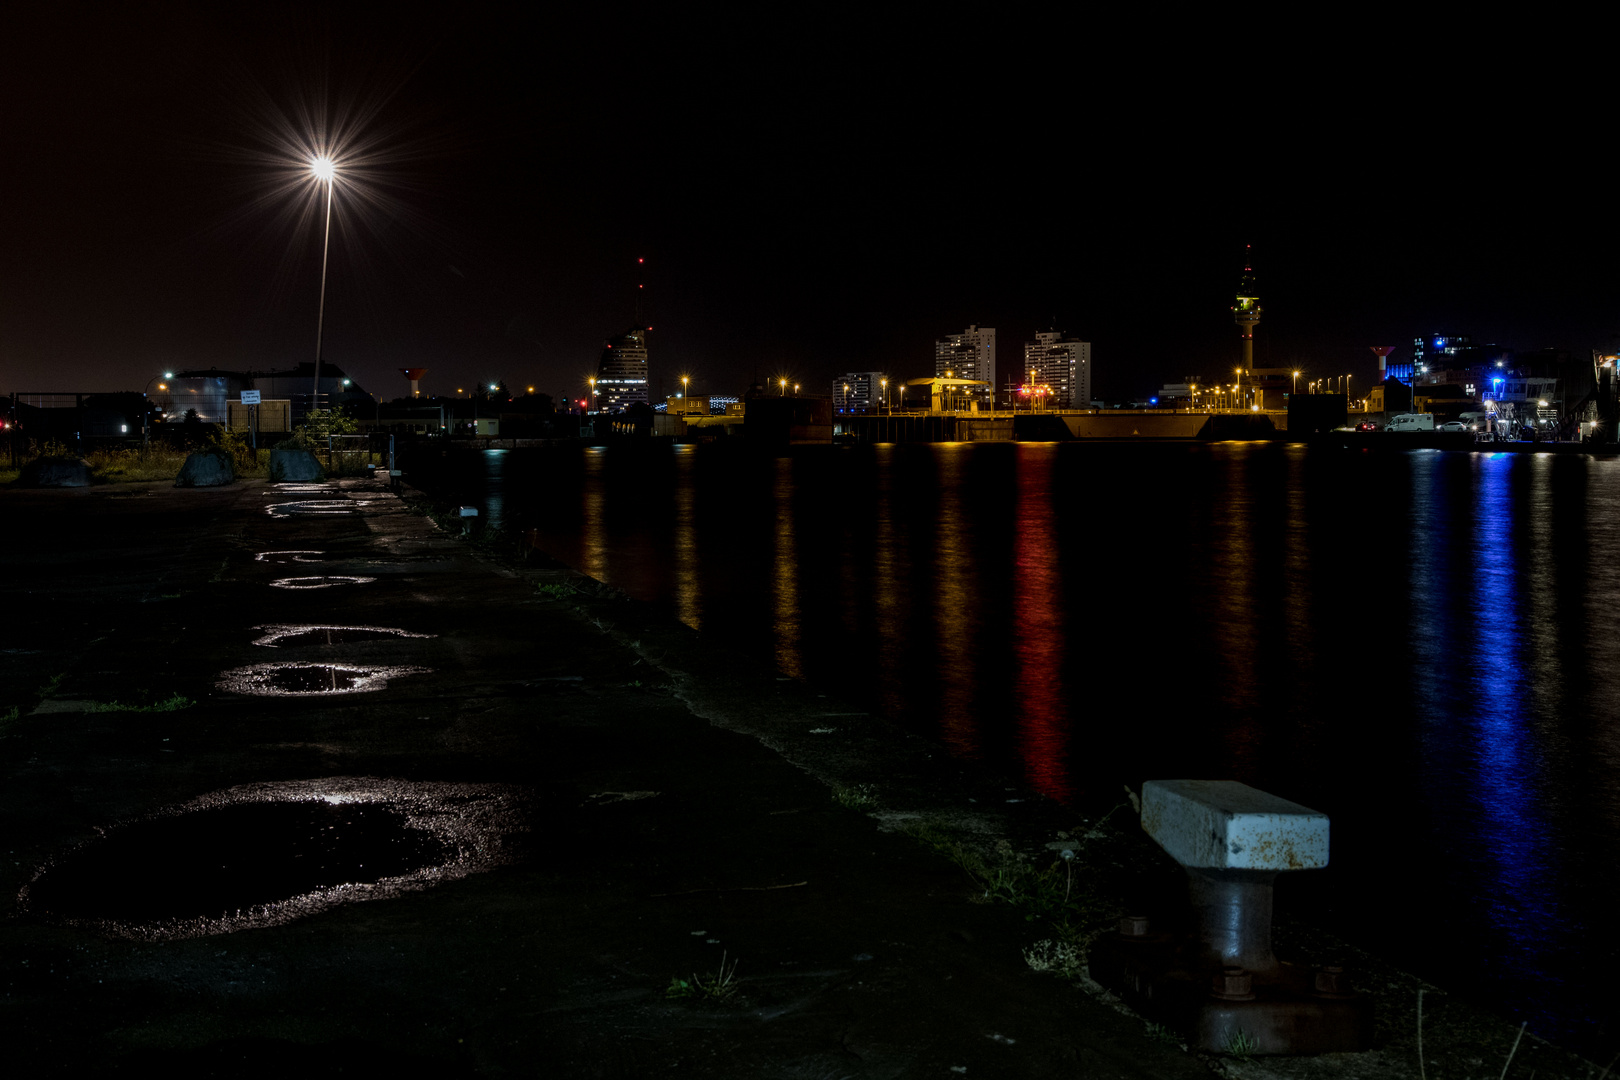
268 576 375 590
217 662 428 695
19 778 527 940
252 624 436 648
271 484 336 493
266 501 354 517
255 550 326 564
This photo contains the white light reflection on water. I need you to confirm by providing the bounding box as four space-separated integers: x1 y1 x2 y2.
482 448 507 530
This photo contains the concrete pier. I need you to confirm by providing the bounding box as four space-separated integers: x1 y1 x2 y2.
0 477 1207 1077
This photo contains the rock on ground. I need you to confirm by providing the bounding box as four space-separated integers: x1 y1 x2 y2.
174 450 235 487
18 456 91 487
267 448 324 482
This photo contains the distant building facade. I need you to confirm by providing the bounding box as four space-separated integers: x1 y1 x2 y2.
1022 330 1091 409
595 328 649 411
935 326 996 407
832 371 886 410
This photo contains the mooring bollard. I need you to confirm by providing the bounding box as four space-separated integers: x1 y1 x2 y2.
1090 779 1370 1056
1142 778 1327 973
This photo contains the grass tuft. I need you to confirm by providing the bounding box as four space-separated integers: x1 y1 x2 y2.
1022 939 1083 978
1221 1027 1258 1060
84 694 194 714
665 952 740 1001
832 783 878 811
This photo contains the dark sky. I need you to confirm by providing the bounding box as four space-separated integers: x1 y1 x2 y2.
4 4 1615 404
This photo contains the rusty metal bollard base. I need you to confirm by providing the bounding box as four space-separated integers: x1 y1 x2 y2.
1090 929 1372 1056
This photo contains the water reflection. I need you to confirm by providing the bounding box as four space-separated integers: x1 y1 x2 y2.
454 440 1620 1053
1209 444 1261 774
772 457 802 678
932 446 980 755
1012 445 1069 801
672 446 699 628
870 446 910 720
1466 456 1562 971
482 449 507 530
580 448 608 581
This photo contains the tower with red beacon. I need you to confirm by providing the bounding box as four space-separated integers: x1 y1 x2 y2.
1368 347 1395 387
1232 247 1261 370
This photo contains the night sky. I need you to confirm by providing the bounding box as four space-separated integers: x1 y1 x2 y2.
5 5 1614 405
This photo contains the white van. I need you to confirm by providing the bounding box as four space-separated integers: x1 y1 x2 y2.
1386 413 1435 432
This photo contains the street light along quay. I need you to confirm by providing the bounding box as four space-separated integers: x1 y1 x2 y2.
309 156 337 413
142 372 174 448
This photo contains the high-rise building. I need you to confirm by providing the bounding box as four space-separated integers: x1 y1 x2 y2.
1022 330 1092 409
935 326 996 406
832 371 887 410
595 328 649 411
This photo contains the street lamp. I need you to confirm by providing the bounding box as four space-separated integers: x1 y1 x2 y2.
141 371 175 448
880 377 888 413
588 376 596 412
309 155 336 415
779 378 787 396
1292 371 1300 395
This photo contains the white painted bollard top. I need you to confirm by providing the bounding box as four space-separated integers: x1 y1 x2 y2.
1141 780 1329 872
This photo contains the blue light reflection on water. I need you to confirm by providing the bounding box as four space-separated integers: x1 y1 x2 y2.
434 441 1620 1053
1464 458 1562 964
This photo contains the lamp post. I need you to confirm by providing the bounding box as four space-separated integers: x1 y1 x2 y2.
588 376 596 413
309 156 336 417
1292 371 1300 395
141 372 174 449
779 378 787 397
880 377 888 414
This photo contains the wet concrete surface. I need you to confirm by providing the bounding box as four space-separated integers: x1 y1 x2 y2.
0 478 1597 1078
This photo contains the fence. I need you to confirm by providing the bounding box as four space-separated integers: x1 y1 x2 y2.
322 433 390 473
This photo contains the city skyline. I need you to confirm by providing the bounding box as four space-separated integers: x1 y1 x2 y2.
6 7 1615 408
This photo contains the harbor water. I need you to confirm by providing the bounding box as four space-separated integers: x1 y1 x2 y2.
438 439 1620 1054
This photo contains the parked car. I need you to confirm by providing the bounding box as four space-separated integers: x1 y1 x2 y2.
1439 421 1468 432
1354 420 1379 431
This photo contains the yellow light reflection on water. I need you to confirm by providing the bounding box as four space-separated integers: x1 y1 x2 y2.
579 449 608 581
932 445 978 755
672 449 699 629
772 458 803 678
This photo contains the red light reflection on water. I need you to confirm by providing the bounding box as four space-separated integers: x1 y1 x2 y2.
1012 446 1070 802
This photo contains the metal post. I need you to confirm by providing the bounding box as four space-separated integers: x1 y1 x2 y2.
311 177 333 415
